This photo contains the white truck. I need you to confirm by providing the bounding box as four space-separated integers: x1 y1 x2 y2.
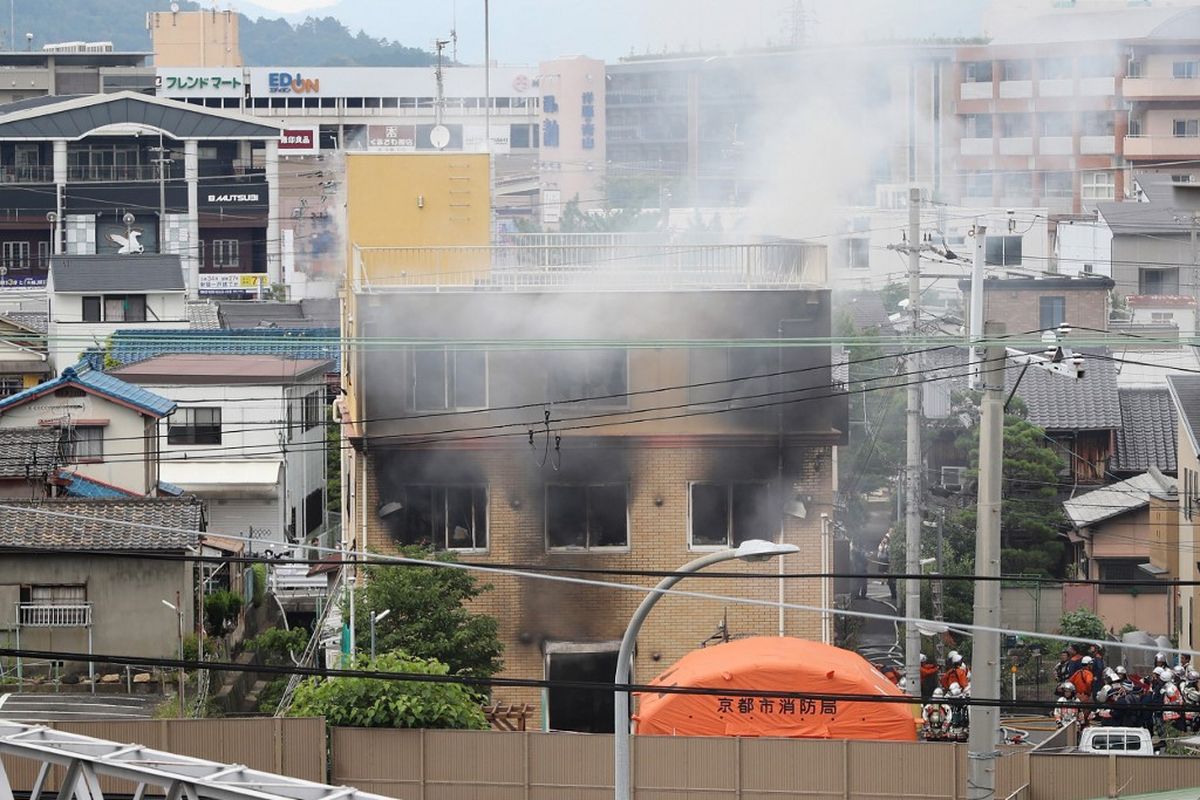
1076 727 1156 756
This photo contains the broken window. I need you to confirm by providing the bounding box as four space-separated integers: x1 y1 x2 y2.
389 485 488 550
546 648 618 732
547 349 627 406
411 348 487 410
546 484 628 549
689 482 771 548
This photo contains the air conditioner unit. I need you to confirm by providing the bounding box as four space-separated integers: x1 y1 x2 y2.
941 466 966 492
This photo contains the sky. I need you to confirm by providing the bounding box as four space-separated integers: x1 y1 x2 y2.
233 0 990 64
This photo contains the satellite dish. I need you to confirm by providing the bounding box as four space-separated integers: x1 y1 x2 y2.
429 124 451 150
170 2 180 11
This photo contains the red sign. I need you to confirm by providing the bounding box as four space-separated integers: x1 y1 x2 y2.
279 128 319 154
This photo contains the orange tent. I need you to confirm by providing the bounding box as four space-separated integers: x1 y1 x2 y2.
634 637 917 741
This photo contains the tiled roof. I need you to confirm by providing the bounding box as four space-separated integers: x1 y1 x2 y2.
0 312 47 334
835 292 896 334
108 328 339 369
54 469 137 499
0 363 176 417
1007 354 1121 431
0 427 60 478
186 301 221 331
217 299 339 330
0 496 204 551
1063 472 1175 529
1115 388 1178 475
50 255 185 293
1168 375 1200 455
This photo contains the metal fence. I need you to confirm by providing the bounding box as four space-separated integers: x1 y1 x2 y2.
353 239 828 293
16 602 91 627
0 718 326 796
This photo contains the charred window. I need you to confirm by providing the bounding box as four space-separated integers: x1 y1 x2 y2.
688 347 776 406
411 348 487 410
546 484 628 550
388 485 488 551
546 349 628 406
689 482 771 548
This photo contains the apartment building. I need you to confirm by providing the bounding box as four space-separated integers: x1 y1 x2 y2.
954 6 1200 214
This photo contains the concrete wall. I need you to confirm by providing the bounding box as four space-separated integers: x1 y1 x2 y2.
149 9 243 68
1001 584 1062 634
1112 232 1192 300
1056 218 1112 279
0 554 193 673
0 393 155 495
961 281 1110 337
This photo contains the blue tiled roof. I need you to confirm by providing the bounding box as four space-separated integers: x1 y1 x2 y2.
158 479 185 497
109 328 340 369
56 469 136 499
0 363 176 418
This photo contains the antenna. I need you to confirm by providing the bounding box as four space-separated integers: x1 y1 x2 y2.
450 0 458 62
434 36 451 127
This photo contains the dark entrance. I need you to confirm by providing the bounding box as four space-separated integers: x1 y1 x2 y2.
546 649 618 733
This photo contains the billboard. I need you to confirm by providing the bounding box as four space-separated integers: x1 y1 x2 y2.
199 273 268 295
156 68 245 99
279 128 319 156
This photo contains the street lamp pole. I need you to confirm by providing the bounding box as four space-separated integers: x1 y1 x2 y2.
614 539 799 800
370 609 391 661
162 596 184 717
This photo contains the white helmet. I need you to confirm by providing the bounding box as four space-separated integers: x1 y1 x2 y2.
1105 668 1118 682
1157 652 1168 663
1095 686 1109 703
1060 682 1076 695
1082 656 1093 665
949 683 962 697
899 677 908 691
1155 666 1169 680
932 687 945 698
950 652 963 665
920 653 927 664
1187 670 1199 682
1174 665 1186 677
1116 665 1127 676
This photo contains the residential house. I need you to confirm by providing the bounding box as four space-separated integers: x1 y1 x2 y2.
0 427 62 498
0 313 51 393
1008 354 1120 485
959 275 1113 337
46 255 188 372
1062 471 1177 636
0 362 176 497
342 234 845 732
109 354 331 552
1167 374 1200 651
0 496 205 678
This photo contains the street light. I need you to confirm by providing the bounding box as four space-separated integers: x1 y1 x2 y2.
614 539 799 800
162 596 184 716
370 609 391 661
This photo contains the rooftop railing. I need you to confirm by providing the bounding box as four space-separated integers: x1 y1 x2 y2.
354 235 827 293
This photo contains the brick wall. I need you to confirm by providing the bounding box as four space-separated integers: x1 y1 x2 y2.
360 441 833 722
962 285 1108 335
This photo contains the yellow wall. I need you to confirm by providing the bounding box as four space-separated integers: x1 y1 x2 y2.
149 9 242 68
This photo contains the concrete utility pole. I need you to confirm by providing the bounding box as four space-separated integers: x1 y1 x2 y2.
969 225 987 389
968 321 1005 800
904 185 923 694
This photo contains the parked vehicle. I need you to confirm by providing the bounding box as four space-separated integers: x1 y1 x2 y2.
1076 727 1155 756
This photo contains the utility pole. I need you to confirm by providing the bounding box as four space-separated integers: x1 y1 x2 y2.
968 321 1005 800
434 37 450 127
904 185 923 694
969 225 987 388
151 132 171 241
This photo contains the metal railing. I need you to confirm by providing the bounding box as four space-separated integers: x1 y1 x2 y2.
354 239 828 293
66 164 183 182
275 567 344 717
17 602 91 627
0 165 53 183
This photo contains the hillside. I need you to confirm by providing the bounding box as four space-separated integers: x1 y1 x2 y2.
12 0 435 66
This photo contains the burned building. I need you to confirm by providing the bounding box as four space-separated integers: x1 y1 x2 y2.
342 238 846 732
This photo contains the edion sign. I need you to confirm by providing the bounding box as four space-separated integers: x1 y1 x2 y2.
278 127 319 155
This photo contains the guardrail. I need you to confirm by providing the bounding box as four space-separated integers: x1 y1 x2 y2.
16 602 91 627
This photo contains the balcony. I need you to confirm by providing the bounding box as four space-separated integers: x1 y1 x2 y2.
999 80 1033 99
1038 79 1074 97
1080 135 1116 155
354 236 828 293
1040 136 1073 155
0 165 53 184
1123 77 1200 101
960 82 993 100
960 137 992 155
1123 135 1200 159
999 137 1033 155
17 602 91 627
1079 77 1115 96
67 164 184 182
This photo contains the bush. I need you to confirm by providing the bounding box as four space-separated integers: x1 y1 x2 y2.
251 563 267 608
246 626 308 666
204 590 244 635
182 634 219 662
289 651 488 729
1059 608 1106 644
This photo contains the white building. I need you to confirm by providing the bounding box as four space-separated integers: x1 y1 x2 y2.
830 203 1051 290
108 354 331 552
46 255 188 372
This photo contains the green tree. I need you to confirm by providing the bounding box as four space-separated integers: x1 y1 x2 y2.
288 651 488 729
355 547 503 678
1059 608 1106 642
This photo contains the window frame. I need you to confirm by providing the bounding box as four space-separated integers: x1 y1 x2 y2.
985 235 1023 267
1039 296 1067 330
411 347 489 411
167 407 222 446
63 425 104 463
390 484 489 552
687 481 773 550
212 238 240 269
302 389 323 431
1081 171 1115 202
545 483 629 552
